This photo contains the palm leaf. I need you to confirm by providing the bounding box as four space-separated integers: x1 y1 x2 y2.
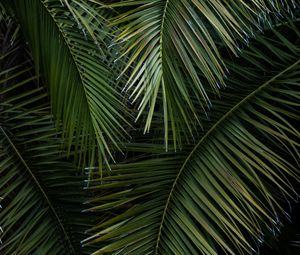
3 0 130 167
82 18 300 255
290 234 300 249
106 0 298 149
0 17 93 254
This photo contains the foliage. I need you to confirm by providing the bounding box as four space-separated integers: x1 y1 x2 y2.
3 0 130 167
0 13 94 254
1 1 300 255
82 18 300 255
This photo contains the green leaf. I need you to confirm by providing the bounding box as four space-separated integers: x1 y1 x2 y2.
4 0 130 167
107 0 297 149
83 18 300 255
0 17 93 254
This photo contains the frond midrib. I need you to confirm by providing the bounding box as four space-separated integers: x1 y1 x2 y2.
0 126 76 254
38 0 95 130
154 58 300 253
158 0 169 148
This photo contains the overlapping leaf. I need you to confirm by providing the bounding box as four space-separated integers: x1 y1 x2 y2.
83 19 300 255
4 0 130 167
107 0 298 149
0 17 93 254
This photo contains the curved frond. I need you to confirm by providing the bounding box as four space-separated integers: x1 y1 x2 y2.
83 19 300 254
0 17 93 254
4 0 130 167
107 0 298 148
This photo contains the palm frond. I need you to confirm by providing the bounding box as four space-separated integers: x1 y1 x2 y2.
106 0 298 149
290 234 300 249
0 17 93 254
82 18 300 255
4 0 130 167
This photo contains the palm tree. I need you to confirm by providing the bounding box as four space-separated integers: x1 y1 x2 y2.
1 0 300 254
